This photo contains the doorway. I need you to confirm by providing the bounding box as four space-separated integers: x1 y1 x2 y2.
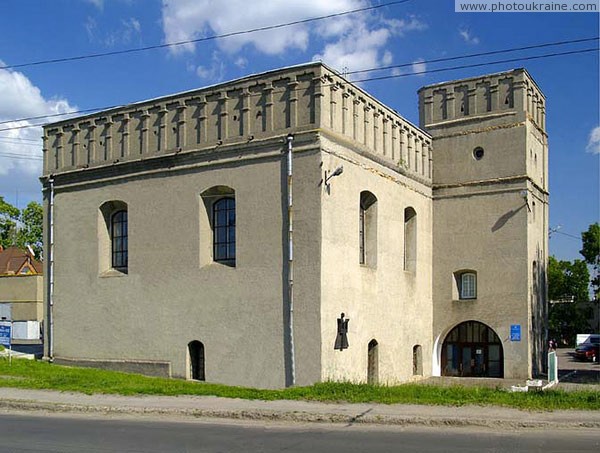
441 321 503 378
188 340 205 381
367 339 379 384
413 344 423 376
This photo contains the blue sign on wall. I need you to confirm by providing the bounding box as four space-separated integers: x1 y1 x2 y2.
510 324 521 342
0 322 11 348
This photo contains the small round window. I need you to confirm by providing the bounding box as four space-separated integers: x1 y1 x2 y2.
473 147 484 160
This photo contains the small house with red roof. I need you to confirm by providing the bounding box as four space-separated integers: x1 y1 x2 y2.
0 246 43 344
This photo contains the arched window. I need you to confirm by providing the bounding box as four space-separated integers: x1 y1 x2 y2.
99 200 128 274
367 339 379 385
413 345 423 376
213 198 236 263
359 191 377 267
453 270 477 300
460 272 477 299
111 210 128 269
200 186 236 267
404 207 417 272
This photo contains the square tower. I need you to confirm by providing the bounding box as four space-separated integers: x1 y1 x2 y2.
419 69 548 379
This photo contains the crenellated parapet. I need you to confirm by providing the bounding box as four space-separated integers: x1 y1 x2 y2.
43 64 323 175
418 68 545 133
43 62 432 184
320 71 433 182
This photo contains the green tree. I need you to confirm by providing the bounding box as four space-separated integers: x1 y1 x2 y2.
16 201 43 259
0 197 43 260
580 222 600 298
548 256 591 345
0 196 20 250
580 223 600 263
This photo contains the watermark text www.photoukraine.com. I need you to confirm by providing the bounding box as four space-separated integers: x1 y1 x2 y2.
456 0 599 12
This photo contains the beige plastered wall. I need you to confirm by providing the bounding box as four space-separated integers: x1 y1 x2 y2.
429 125 535 379
432 186 531 379
0 274 43 321
48 136 323 389
319 133 433 384
423 69 548 380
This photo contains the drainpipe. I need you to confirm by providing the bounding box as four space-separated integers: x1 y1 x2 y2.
286 133 296 387
47 176 55 361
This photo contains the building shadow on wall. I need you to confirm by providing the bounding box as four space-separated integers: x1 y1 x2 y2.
491 204 526 232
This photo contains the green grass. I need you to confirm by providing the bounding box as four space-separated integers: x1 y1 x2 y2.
0 358 598 411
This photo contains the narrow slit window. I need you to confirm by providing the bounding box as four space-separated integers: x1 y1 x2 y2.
404 207 417 272
359 191 377 267
111 210 128 269
213 197 236 262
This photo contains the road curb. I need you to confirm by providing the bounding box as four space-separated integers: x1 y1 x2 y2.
1 398 599 430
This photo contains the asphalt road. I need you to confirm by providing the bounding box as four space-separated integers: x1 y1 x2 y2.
0 413 598 453
556 348 599 385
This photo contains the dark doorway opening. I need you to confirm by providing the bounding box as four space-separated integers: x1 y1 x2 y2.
188 340 205 381
442 321 503 378
367 339 379 384
413 344 423 376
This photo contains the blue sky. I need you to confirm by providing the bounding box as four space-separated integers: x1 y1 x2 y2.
0 0 598 261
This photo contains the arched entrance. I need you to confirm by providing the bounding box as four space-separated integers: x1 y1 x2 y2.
441 321 503 378
367 339 379 384
413 345 423 376
188 340 205 381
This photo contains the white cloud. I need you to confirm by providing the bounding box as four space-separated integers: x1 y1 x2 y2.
161 0 427 76
115 17 142 45
411 58 426 76
234 57 248 69
195 52 226 81
311 11 426 75
0 62 76 184
85 16 142 47
127 17 141 34
85 16 97 41
459 28 480 45
382 51 393 66
384 16 428 35
85 0 104 10
587 126 600 154
161 0 329 55
313 25 392 75
85 0 137 10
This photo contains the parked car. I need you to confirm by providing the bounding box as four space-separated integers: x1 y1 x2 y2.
574 342 600 362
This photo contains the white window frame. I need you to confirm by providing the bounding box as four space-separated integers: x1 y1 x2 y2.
460 272 477 299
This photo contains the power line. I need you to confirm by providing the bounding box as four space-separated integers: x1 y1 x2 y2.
0 107 113 126
552 230 581 240
0 143 39 149
352 47 598 83
0 138 41 146
0 152 42 161
347 36 599 75
0 0 411 71
1 36 595 128
0 46 596 135
0 135 40 143
0 37 597 131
